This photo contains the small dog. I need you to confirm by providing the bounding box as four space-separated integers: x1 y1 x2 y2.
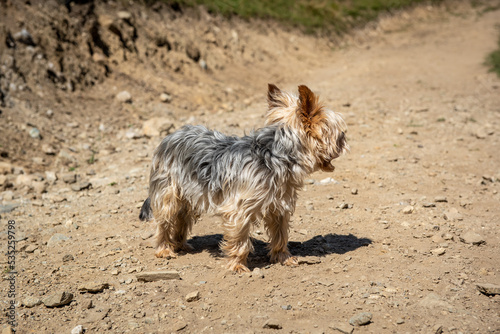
139 84 349 272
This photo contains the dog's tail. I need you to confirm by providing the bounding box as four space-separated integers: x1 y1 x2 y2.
139 197 153 221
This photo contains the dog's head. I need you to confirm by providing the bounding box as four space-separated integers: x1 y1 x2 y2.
266 84 349 172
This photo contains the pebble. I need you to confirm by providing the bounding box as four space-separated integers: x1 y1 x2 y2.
0 161 13 174
13 28 35 46
47 233 70 247
25 244 38 253
402 206 414 214
252 267 265 278
22 296 41 308
434 196 448 202
330 322 353 334
71 181 91 192
320 177 335 185
351 188 358 195
71 325 84 334
62 254 74 262
443 208 463 221
476 283 500 295
136 270 180 282
78 282 110 293
29 127 41 139
431 248 446 256
460 231 485 245
160 93 172 103
263 319 282 329
116 90 132 103
62 173 77 184
185 291 200 302
42 291 73 307
422 202 436 208
418 293 453 311
349 312 372 326
142 117 175 137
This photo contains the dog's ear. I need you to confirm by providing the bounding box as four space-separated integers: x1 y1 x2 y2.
268 84 283 109
297 85 324 137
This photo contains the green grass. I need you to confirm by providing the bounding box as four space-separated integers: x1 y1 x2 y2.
485 29 500 77
150 0 443 34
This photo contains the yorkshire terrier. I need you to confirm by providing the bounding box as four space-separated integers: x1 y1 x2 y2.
139 84 349 272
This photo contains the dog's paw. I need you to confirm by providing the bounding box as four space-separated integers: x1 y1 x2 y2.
270 251 298 267
155 247 177 259
178 242 194 252
283 256 299 267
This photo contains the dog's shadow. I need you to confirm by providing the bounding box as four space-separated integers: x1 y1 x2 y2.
188 233 372 269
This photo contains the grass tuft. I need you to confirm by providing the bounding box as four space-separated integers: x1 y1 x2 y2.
485 30 500 77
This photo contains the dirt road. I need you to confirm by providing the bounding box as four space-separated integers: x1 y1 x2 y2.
1 1 499 333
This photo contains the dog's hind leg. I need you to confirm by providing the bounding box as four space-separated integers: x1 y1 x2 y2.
265 212 298 266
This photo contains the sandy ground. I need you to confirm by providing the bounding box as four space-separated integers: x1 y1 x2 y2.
1 1 499 333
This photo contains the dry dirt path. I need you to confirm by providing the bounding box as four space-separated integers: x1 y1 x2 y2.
1 4 500 334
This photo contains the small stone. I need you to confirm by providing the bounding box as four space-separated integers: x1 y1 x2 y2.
29 128 41 139
443 208 462 221
339 202 349 209
349 312 372 326
422 202 436 208
396 318 405 324
460 231 485 245
320 177 334 185
47 234 70 247
71 325 84 334
418 293 453 311
281 304 292 310
42 143 56 155
186 42 201 62
142 117 174 137
42 291 73 307
160 93 172 103
185 291 200 302
62 173 77 184
263 319 282 329
252 267 265 278
476 283 500 295
434 196 448 203
117 11 132 20
136 270 180 282
351 188 358 195
298 257 321 265
13 28 35 46
78 282 110 293
116 91 132 103
402 206 414 214
23 296 41 308
431 248 446 256
305 179 315 185
25 244 38 253
330 322 353 334
71 181 91 192
61 254 74 262
0 161 13 174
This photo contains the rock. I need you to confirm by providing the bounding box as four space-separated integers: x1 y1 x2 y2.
15 174 36 186
160 93 172 103
349 312 372 326
62 254 74 262
330 322 353 334
443 208 462 221
298 257 321 265
263 319 282 329
58 149 77 166
431 248 446 256
47 233 70 247
13 28 35 46
45 171 57 183
460 231 485 245
0 162 13 174
173 321 187 331
434 196 448 203
402 206 414 214
476 283 500 295
41 143 56 155
252 267 265 278
62 173 77 184
22 296 41 308
29 128 41 139
186 42 201 62
25 244 38 253
71 181 91 192
125 130 143 139
0 203 19 214
42 291 73 307
2 326 13 334
320 177 335 185
422 202 436 208
351 188 358 195
116 91 132 103
71 325 84 334
117 11 132 20
185 291 200 302
142 117 175 137
78 282 110 293
32 180 47 194
136 270 180 282
418 293 453 311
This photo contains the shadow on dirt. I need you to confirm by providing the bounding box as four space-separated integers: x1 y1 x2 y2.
188 233 372 268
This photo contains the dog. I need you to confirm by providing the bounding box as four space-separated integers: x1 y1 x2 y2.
139 84 349 272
